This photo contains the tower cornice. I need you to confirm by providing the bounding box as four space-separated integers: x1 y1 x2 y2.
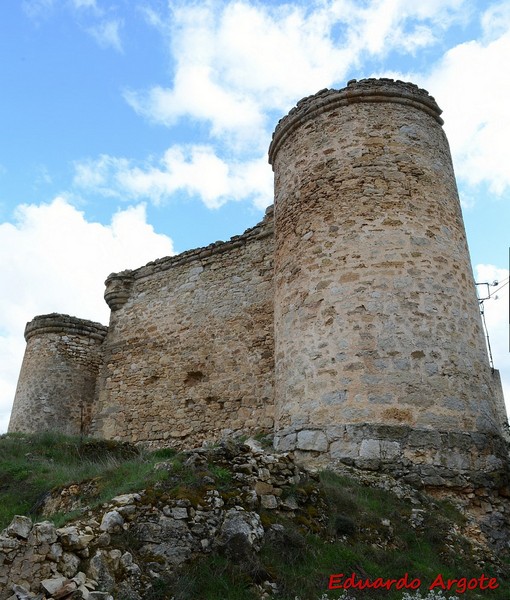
268 78 443 166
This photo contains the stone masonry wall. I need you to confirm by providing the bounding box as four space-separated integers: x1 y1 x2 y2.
91 210 275 447
8 78 508 482
9 315 107 436
269 79 507 473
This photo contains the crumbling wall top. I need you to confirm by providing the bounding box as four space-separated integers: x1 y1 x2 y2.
24 313 108 343
268 78 443 165
104 205 274 286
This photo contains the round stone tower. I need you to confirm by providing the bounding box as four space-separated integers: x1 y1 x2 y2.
269 78 507 476
8 314 107 436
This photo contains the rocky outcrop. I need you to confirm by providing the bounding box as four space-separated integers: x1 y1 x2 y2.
1 439 508 599
0 440 308 599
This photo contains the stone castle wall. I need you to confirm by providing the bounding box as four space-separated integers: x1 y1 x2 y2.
9 315 107 436
90 212 275 447
8 78 509 480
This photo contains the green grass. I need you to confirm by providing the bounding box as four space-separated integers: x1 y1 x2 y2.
0 433 508 600
171 555 260 600
0 432 241 530
0 431 168 529
169 468 508 600
254 471 508 600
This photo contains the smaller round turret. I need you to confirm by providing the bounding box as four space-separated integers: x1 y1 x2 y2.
8 313 107 436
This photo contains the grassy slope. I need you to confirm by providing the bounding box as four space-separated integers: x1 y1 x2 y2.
0 431 171 528
0 432 508 600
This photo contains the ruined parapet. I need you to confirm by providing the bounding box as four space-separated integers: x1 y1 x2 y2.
8 314 107 436
104 271 134 311
269 78 508 477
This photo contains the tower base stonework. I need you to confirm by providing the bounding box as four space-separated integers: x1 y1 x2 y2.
277 423 508 488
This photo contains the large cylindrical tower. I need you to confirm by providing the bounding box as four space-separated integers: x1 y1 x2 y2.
269 78 507 475
9 314 107 436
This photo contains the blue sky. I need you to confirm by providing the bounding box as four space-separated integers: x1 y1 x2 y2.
0 0 509 432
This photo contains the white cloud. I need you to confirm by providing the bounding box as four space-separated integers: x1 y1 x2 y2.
88 18 124 52
387 4 508 197
22 0 55 20
127 0 469 146
125 1 349 143
73 146 274 210
25 0 98 19
23 0 124 53
35 165 53 186
140 5 166 30
70 0 97 9
481 1 510 39
475 264 510 419
73 154 130 194
118 0 474 209
0 198 174 433
108 0 469 211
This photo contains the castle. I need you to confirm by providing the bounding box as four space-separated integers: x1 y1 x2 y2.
9 78 509 482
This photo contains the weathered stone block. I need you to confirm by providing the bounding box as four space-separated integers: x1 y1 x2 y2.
410 430 442 449
110 494 141 506
87 552 114 593
59 552 81 578
296 430 328 452
218 509 264 552
275 433 296 452
169 507 188 520
32 522 57 545
99 511 124 533
57 527 93 551
261 495 278 509
41 576 73 596
10 585 34 600
360 439 380 459
329 439 359 459
6 516 32 540
0 536 20 552
254 481 273 496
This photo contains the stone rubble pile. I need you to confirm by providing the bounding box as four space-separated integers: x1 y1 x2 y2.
0 439 312 600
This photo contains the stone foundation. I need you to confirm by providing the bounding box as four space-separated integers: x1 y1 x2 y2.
276 423 508 487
